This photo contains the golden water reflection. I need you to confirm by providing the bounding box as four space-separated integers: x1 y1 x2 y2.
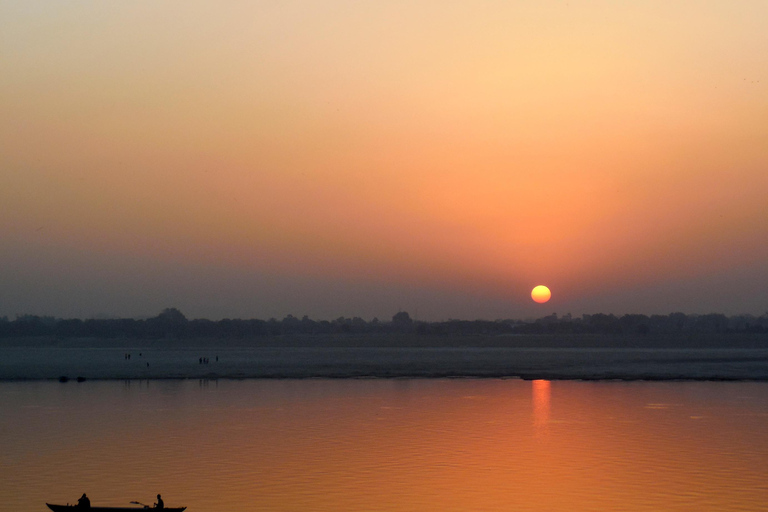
2 380 768 512
532 379 550 431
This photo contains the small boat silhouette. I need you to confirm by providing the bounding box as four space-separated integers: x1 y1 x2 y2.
46 504 186 512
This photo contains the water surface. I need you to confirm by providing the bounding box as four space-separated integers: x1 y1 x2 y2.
2 379 768 512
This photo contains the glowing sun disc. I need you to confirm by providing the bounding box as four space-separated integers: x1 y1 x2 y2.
531 285 551 304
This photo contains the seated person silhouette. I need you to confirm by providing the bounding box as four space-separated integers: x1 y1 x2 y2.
77 494 90 508
154 494 164 509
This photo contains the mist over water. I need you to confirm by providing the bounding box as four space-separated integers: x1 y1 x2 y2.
3 379 768 512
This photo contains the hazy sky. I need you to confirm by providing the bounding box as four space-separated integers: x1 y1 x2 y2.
2 1 767 320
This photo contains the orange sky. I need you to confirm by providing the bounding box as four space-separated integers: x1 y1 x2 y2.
1 1 767 319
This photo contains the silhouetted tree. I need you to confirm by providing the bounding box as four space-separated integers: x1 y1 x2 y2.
146 308 188 338
391 311 414 332
392 311 412 325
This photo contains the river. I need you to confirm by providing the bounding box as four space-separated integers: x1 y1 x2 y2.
3 379 768 512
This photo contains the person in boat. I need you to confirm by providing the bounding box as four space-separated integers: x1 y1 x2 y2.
154 494 164 509
77 494 90 508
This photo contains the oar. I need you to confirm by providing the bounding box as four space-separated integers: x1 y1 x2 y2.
130 501 150 508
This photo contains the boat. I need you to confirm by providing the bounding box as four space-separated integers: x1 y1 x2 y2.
46 505 186 512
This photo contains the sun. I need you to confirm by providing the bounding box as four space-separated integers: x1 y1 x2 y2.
531 285 551 304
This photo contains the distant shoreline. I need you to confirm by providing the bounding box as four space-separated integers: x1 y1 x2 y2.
2 332 767 348
3 335 768 382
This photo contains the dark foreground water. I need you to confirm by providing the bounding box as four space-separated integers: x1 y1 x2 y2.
2 379 768 512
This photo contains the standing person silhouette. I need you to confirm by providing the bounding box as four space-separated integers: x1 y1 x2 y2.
77 494 90 508
154 494 164 509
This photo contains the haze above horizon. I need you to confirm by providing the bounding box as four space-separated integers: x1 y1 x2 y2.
2 1 767 321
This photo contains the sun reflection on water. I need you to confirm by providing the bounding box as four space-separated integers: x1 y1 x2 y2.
532 379 551 432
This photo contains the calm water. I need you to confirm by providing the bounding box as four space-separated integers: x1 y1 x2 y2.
2 379 768 512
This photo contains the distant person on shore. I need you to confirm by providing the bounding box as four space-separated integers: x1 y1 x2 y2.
155 494 164 509
77 493 90 508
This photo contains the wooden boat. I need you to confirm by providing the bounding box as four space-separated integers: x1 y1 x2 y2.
47 504 186 512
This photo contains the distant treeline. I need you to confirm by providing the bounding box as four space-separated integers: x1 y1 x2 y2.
1 308 767 339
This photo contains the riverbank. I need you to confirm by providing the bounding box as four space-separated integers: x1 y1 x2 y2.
2 335 768 380
2 331 767 348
